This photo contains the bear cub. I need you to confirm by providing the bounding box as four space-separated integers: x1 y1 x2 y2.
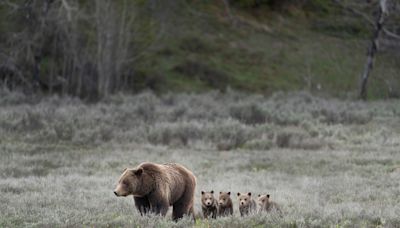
218 191 233 216
237 192 257 216
257 194 281 214
201 190 218 219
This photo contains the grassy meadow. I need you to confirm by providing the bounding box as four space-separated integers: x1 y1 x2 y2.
1 90 400 227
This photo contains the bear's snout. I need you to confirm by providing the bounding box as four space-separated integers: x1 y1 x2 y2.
114 191 118 196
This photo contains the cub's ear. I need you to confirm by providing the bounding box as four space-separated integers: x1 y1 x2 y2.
201 191 205 195
258 194 261 197
267 194 270 198
237 192 241 196
247 192 252 196
133 167 143 176
211 190 214 194
227 192 231 195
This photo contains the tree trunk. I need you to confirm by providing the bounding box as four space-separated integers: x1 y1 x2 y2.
359 0 388 100
221 0 237 26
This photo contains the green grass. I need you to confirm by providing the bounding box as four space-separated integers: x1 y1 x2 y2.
1 91 400 227
136 4 400 99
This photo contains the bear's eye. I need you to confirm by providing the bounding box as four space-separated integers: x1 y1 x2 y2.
245 199 247 201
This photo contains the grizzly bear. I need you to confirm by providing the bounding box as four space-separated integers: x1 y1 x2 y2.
113 162 196 221
218 191 233 216
237 192 256 216
257 194 281 214
201 190 218 219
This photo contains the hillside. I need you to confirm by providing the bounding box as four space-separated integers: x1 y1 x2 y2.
0 1 399 99
143 1 399 98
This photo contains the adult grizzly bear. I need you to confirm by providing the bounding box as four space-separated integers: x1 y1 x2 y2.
114 162 196 221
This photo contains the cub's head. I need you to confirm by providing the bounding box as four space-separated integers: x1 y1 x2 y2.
218 191 231 206
257 194 270 207
201 190 215 207
114 167 144 197
237 192 252 207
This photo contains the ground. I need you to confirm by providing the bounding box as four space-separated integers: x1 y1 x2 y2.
0 90 400 227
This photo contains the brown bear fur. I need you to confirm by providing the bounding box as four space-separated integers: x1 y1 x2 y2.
114 162 196 221
218 191 233 216
237 192 256 216
257 194 281 214
201 190 218 219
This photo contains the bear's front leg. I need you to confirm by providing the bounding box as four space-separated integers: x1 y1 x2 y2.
212 208 217 219
229 207 233 216
149 197 169 216
202 207 209 219
134 196 150 216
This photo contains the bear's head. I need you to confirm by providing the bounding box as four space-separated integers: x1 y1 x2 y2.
218 191 231 206
257 194 270 207
114 167 149 197
201 190 215 207
237 192 252 207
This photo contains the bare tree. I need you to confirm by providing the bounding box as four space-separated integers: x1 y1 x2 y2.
0 0 162 99
359 0 388 100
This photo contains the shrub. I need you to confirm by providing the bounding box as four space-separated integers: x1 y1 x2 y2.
275 127 323 150
229 103 266 125
147 122 203 147
206 119 254 150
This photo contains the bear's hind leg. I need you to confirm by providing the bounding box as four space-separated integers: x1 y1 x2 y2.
172 191 194 221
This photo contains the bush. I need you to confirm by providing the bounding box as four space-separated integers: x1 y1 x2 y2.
206 119 254 150
229 103 266 125
275 127 323 150
147 122 203 147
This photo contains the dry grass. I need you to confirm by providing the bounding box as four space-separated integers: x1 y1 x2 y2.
1 90 400 227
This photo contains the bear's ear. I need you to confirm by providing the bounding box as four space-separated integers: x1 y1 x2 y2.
267 194 270 198
237 192 241 196
258 194 261 197
247 192 252 196
201 191 205 195
227 192 231 195
211 190 214 194
133 167 143 176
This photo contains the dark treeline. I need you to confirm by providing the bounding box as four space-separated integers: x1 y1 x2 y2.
0 0 179 99
0 0 399 100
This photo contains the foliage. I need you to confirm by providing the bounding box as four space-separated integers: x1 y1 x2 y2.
1 91 400 227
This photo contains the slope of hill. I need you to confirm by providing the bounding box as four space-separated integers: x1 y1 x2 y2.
0 1 399 99
133 1 400 99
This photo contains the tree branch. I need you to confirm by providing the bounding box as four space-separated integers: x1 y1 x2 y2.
333 0 400 40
